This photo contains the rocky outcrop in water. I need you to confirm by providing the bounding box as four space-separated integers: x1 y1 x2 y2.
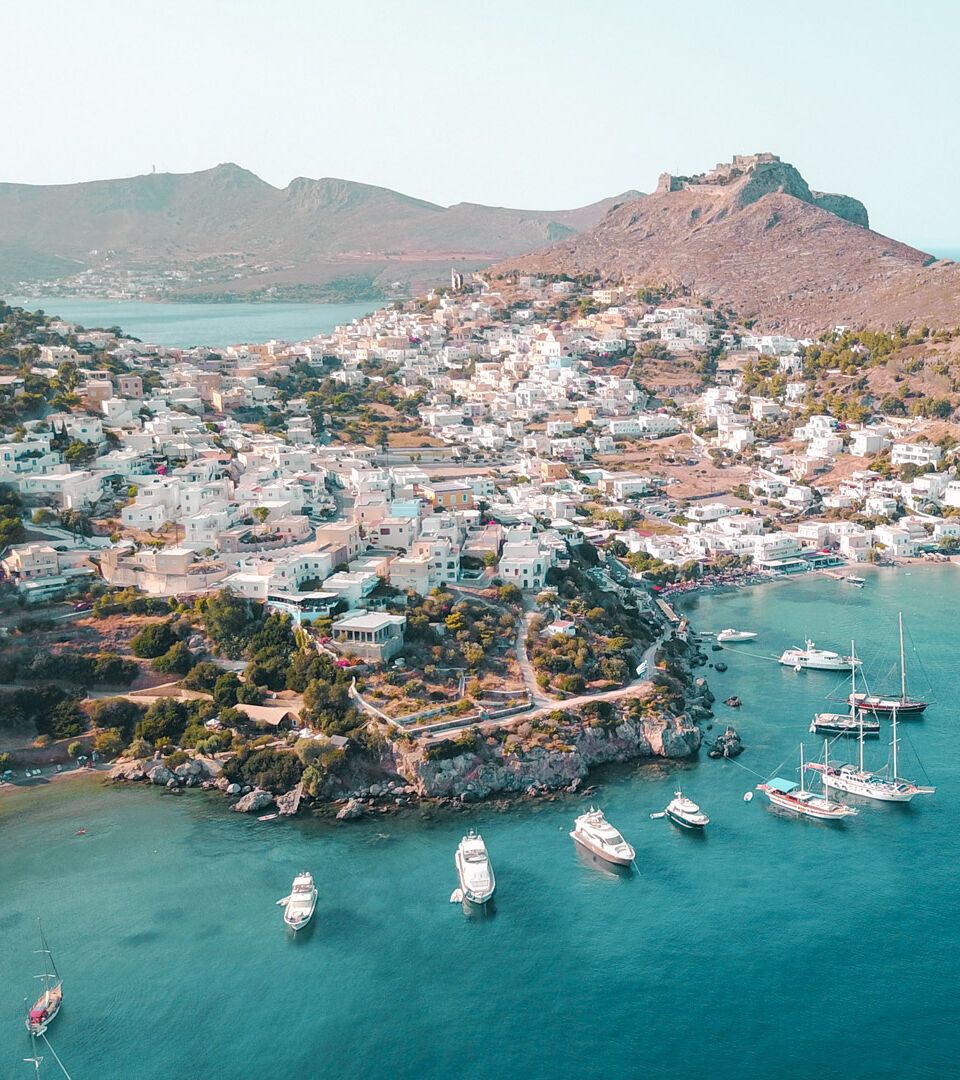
276 785 303 817
708 727 744 758
231 788 274 813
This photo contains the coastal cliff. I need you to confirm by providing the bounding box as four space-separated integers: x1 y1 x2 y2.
108 632 717 816
394 711 702 801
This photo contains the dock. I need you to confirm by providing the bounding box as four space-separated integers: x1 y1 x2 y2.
655 598 680 624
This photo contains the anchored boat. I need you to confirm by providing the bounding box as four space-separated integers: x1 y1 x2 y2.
807 703 935 804
849 612 929 716
716 628 757 643
278 871 317 932
780 639 861 672
757 744 857 821
664 790 709 829
570 808 636 865
811 641 879 738
454 830 496 905
25 919 62 1037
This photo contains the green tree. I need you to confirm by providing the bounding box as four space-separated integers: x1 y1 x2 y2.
213 673 242 708
153 641 195 675
130 621 178 658
88 698 144 738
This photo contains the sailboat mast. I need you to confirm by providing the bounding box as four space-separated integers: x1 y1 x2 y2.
850 640 864 771
899 611 907 702
823 738 831 806
892 704 899 781
799 743 805 792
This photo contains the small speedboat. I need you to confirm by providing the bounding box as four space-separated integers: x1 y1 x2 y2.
664 790 709 829
455 830 496 905
570 808 635 866
716 628 757 643
278 871 317 931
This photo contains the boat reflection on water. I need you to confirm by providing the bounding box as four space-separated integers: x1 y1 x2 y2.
572 842 635 881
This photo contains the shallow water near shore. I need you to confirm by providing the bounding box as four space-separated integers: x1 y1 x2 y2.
2 565 958 1079
3 297 376 348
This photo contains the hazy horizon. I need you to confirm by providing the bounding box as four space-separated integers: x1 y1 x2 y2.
5 0 959 249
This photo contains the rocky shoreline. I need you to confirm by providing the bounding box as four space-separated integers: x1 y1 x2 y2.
108 631 740 821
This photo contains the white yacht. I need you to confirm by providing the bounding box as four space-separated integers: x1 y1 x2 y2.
454 830 496 905
278 871 317 931
664 790 709 829
716 628 757 643
570 808 636 866
779 639 861 671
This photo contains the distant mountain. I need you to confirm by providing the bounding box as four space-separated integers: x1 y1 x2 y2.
496 153 960 332
0 164 640 299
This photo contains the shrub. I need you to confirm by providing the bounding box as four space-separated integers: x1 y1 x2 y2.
93 653 139 685
181 662 222 692
88 697 144 738
152 642 195 675
49 700 86 739
163 749 190 770
67 740 85 758
135 699 190 744
213 673 241 708
93 728 125 759
221 747 304 794
127 737 153 758
130 621 179 659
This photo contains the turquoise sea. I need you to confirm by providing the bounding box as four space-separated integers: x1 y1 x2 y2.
2 565 958 1079
1 298 376 349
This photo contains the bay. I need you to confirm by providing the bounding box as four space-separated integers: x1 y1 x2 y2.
1 298 376 349
2 566 958 1079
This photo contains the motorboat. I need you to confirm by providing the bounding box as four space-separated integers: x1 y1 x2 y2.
716 628 757 643
846 575 866 587
779 639 861 671
25 920 62 1037
810 712 879 738
570 808 636 865
454 830 496 905
278 871 317 931
811 641 878 738
756 744 857 821
664 790 709 829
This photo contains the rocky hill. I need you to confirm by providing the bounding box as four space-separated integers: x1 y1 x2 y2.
497 153 960 333
0 164 639 299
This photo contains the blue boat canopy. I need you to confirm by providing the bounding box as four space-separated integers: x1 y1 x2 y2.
767 777 798 794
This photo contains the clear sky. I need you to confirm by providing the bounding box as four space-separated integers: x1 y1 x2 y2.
5 0 958 250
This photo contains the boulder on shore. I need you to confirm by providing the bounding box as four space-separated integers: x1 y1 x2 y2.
232 788 274 813
145 764 174 786
110 760 146 782
336 797 365 821
276 784 303 817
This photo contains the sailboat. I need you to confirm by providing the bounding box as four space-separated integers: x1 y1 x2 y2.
806 703 936 804
810 642 879 738
756 743 857 821
25 920 62 1037
850 612 929 715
